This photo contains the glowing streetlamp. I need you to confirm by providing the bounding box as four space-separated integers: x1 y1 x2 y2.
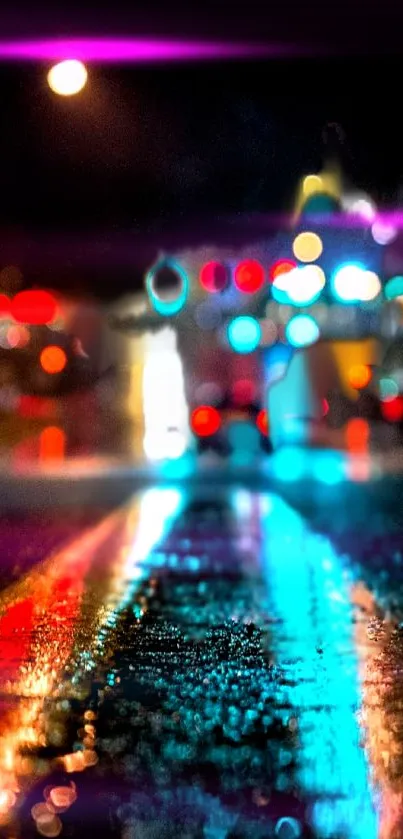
47 59 88 96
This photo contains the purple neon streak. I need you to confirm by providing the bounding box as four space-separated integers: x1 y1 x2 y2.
0 38 288 63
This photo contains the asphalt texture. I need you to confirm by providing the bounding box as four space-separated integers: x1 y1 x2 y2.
0 483 402 838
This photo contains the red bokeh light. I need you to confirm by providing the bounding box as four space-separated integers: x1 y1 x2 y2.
0 294 10 316
256 409 269 435
231 379 256 407
345 418 370 451
12 290 57 325
18 395 56 419
191 405 221 437
322 398 329 417
234 260 264 293
381 396 403 423
269 259 297 283
200 262 228 293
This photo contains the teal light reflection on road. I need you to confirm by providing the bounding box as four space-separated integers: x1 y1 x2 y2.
258 494 378 839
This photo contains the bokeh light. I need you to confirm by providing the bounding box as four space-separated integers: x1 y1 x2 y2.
234 260 264 293
195 381 223 405
344 194 376 222
12 290 57 325
269 258 296 283
274 817 302 838
302 194 340 216
0 320 14 348
272 446 307 481
385 276 403 300
271 261 297 304
47 59 88 96
332 264 380 303
199 262 228 293
381 396 403 423
302 174 323 197
256 409 269 435
379 377 398 401
6 325 30 349
0 294 10 316
40 345 67 374
371 219 397 245
227 315 261 353
359 271 381 302
39 426 66 461
345 418 370 452
332 264 363 302
348 364 372 390
190 405 221 437
286 265 326 305
312 450 345 484
292 231 323 263
231 378 256 406
146 259 189 316
285 314 319 348
259 317 278 346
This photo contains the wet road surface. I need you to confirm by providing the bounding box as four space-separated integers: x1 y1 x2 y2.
0 484 403 838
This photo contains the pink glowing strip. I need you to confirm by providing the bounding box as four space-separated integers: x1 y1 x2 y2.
0 38 286 63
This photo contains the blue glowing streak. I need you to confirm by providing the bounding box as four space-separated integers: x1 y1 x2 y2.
227 315 261 354
285 314 320 348
146 259 189 316
258 493 378 839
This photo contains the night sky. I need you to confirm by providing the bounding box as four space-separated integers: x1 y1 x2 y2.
0 1 402 296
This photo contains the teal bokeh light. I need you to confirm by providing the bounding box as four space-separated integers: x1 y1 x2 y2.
285 314 319 348
385 275 403 300
146 258 189 316
227 315 261 354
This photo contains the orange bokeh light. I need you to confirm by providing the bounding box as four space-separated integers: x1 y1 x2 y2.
269 259 297 283
345 418 370 452
40 346 67 374
348 364 372 390
39 426 66 461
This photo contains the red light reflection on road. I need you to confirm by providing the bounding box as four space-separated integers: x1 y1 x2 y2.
0 511 123 823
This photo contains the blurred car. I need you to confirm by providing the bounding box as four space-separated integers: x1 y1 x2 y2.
190 389 271 456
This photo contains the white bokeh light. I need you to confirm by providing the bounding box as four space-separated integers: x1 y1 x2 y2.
342 193 376 222
371 219 398 245
286 265 326 305
47 60 88 96
333 264 381 302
